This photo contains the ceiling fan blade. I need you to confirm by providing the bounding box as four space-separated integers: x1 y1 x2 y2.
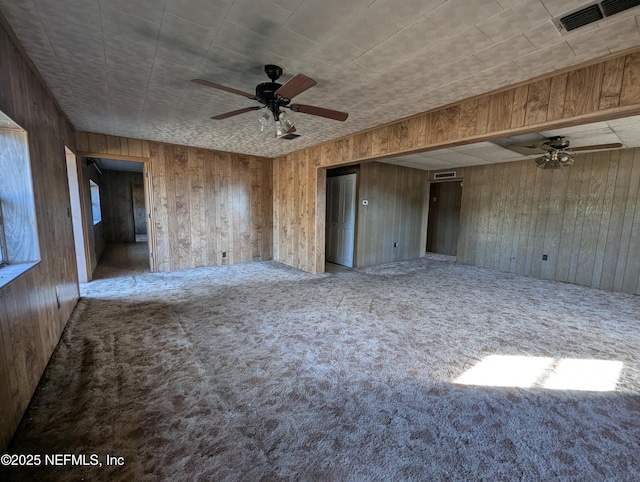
211 106 261 120
289 103 348 121
275 74 317 101
192 79 256 99
571 142 623 152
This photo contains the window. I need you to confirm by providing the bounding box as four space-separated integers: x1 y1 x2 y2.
0 110 40 286
90 180 102 225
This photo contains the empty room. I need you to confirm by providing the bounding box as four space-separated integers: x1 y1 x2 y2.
1 0 640 480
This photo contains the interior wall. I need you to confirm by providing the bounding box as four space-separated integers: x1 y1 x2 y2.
457 148 640 295
75 133 273 272
0 21 78 449
356 162 429 268
273 147 325 273
100 169 143 243
272 51 640 274
132 184 146 235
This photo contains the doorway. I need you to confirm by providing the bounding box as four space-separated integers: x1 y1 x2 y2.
325 173 356 268
426 181 462 256
65 148 90 282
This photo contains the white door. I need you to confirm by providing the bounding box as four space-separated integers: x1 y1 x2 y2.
326 173 356 267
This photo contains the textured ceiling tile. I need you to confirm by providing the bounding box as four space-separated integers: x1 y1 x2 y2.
611 124 640 147
336 8 408 52
474 34 537 68
50 31 105 62
426 0 505 37
268 0 305 11
213 20 269 57
262 27 319 62
417 28 494 68
226 0 291 37
477 0 550 43
463 145 523 161
512 41 574 72
607 115 640 128
568 17 640 58
355 43 408 73
292 57 338 80
496 0 528 7
101 6 161 45
284 0 372 43
200 45 253 72
103 33 157 66
100 0 166 24
310 38 365 67
368 0 447 25
540 0 597 18
165 0 230 29
385 17 448 56
155 14 217 67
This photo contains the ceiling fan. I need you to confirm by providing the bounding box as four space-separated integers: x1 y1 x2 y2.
192 65 348 138
530 136 623 169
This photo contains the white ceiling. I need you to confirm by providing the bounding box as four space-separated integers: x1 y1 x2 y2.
384 114 640 170
1 0 640 157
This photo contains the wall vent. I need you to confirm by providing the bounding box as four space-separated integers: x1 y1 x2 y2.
434 171 456 180
553 0 640 33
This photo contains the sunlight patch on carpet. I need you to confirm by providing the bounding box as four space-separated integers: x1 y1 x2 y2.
454 355 623 391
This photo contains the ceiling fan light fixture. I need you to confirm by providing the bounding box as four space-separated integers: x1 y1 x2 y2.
278 111 295 135
257 108 274 134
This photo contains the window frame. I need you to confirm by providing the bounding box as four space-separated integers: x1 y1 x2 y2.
0 201 7 267
90 180 102 225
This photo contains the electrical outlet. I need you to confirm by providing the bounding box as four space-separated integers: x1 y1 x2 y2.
222 251 227 258
393 242 398 248
542 254 548 261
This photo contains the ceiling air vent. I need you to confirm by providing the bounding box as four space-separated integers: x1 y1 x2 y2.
558 4 603 32
553 0 640 33
601 0 640 16
434 171 456 180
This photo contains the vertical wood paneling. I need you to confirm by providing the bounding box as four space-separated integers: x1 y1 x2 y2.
524 78 551 125
547 73 568 122
100 169 143 243
563 65 603 119
0 21 78 449
457 149 640 294
355 162 429 268
620 52 640 106
599 57 626 109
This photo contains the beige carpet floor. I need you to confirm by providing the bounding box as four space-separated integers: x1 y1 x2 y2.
3 252 640 481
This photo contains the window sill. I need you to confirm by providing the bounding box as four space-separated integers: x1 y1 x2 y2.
0 262 39 289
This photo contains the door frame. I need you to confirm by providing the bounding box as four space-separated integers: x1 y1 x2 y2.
425 178 464 257
76 151 156 274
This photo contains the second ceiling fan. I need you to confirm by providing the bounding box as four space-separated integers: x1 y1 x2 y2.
192 64 348 138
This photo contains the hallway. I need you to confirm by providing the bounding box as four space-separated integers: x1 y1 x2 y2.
91 242 149 280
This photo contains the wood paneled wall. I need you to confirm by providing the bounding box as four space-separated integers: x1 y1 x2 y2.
0 21 78 449
457 148 640 294
356 162 429 267
100 169 144 243
76 133 273 272
273 147 325 273
273 49 640 274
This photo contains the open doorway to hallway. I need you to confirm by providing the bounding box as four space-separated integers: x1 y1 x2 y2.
426 180 462 259
87 157 152 280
